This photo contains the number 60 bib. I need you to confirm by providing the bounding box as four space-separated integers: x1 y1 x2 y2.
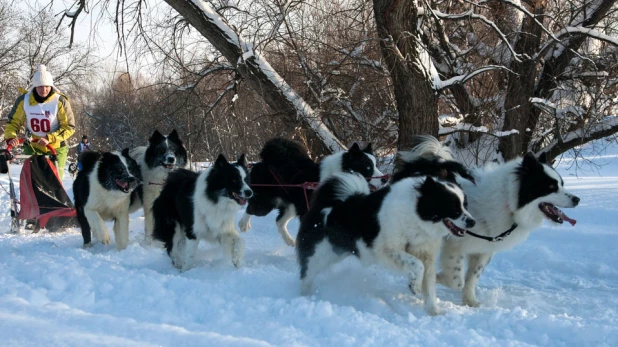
23 92 60 137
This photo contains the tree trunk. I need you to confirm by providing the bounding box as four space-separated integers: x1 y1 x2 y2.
373 0 439 150
163 0 345 155
499 7 545 160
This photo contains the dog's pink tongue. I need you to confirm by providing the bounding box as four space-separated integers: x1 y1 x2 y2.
116 179 128 189
556 207 577 226
561 211 577 226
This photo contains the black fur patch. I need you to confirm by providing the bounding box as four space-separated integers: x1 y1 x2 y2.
515 153 560 208
341 143 377 179
416 176 465 223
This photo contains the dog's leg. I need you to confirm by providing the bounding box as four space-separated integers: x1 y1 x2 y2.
384 248 425 296
238 212 252 232
220 231 245 268
76 208 92 247
84 209 110 245
462 253 493 307
276 204 297 247
113 210 130 250
409 240 442 316
299 240 338 296
170 226 199 271
143 202 155 243
437 239 465 290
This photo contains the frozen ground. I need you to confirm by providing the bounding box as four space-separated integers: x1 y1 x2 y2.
0 140 617 346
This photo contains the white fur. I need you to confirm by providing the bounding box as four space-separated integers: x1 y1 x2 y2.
171 166 250 271
83 153 138 250
398 135 454 162
130 146 189 242
438 157 580 307
301 176 473 316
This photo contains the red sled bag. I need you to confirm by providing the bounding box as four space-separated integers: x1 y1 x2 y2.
19 154 77 231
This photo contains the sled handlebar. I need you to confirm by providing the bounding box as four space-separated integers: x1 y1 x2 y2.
6 138 57 156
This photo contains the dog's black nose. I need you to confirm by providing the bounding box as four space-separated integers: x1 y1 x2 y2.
572 196 580 205
166 156 175 164
466 218 476 228
244 189 253 198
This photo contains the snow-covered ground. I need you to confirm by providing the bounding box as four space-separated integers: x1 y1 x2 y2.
1 141 617 346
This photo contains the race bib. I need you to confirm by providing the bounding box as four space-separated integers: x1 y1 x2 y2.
23 92 60 137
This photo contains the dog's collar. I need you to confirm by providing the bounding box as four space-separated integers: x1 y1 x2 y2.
465 222 518 242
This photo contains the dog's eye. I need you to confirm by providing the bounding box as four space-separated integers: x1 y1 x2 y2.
549 184 557 190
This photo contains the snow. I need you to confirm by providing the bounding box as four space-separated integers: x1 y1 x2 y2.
1 141 618 346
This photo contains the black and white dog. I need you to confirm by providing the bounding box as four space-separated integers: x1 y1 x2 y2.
296 172 475 315
73 149 142 249
395 135 580 307
152 154 252 271
130 129 189 242
239 137 387 246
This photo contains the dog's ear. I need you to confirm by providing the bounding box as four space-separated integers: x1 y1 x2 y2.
363 143 373 155
349 143 361 153
236 153 247 167
537 151 549 164
420 176 436 192
522 152 538 168
121 148 130 158
168 129 181 142
214 154 228 168
149 130 165 145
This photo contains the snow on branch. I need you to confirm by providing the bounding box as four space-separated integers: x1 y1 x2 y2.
558 27 618 47
439 122 520 137
539 116 618 159
430 9 526 62
438 65 512 90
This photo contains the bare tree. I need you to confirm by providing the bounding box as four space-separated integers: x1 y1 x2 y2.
56 0 618 162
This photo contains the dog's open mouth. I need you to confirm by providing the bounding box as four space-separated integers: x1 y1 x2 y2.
539 202 577 226
115 179 130 193
443 219 466 237
163 164 175 170
232 192 247 205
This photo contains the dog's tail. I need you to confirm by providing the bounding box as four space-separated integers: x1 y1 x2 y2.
260 137 312 167
397 135 453 164
312 172 370 207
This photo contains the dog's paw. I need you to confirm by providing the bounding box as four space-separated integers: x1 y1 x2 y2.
238 216 251 232
232 254 243 269
82 242 93 249
425 304 442 316
408 278 422 296
437 272 464 290
283 236 296 247
462 298 481 307
238 222 251 232
100 234 111 245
